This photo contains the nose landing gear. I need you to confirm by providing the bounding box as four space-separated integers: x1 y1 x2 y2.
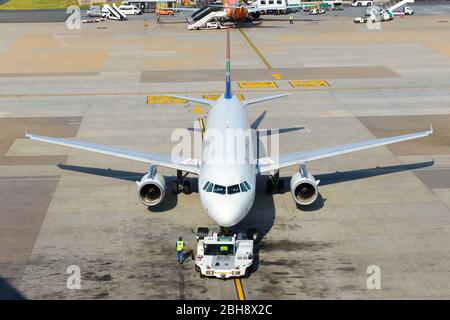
266 170 285 194
172 170 192 195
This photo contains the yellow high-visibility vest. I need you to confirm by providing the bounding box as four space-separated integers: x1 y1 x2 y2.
176 241 184 251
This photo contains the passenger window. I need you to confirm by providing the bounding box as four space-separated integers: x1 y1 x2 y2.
203 181 210 191
261 0 266 4
227 184 240 195
277 0 282 4
206 183 214 192
213 184 226 194
240 182 248 192
269 0 274 4
244 181 251 190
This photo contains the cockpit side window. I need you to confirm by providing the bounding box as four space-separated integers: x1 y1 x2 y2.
243 181 251 190
206 182 214 192
213 184 226 194
227 184 240 195
203 181 210 191
240 182 248 192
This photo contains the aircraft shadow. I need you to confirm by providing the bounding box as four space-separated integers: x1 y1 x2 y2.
0 277 26 300
232 175 276 276
57 164 200 212
314 160 434 187
240 160 434 276
280 160 434 212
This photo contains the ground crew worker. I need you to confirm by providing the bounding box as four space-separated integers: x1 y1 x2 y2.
156 12 160 24
176 237 184 264
289 15 293 24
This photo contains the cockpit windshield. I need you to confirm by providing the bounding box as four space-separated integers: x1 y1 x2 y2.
227 184 240 194
213 184 226 194
203 181 251 195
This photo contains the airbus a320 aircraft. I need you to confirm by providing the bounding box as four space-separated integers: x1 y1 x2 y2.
26 28 432 227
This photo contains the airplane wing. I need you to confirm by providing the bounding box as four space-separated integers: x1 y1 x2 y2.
26 134 200 175
164 94 215 106
257 127 433 173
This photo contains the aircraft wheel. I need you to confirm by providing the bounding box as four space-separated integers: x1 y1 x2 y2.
200 273 206 278
183 181 191 195
195 265 200 273
172 180 179 195
266 180 273 194
247 228 258 241
278 180 285 194
197 227 209 239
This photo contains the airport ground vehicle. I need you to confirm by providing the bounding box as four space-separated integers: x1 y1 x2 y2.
310 8 326 15
403 6 413 15
118 4 141 15
323 0 343 6
156 8 174 16
194 227 257 279
87 6 107 17
353 16 367 23
352 0 373 6
205 21 226 29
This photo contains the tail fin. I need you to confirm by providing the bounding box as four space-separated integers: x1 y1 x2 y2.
225 27 232 99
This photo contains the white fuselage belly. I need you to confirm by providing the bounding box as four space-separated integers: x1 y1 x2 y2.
198 95 256 227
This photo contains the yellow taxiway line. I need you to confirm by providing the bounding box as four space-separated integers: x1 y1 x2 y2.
234 278 246 300
238 28 274 73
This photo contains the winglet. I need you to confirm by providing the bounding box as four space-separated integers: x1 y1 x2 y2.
429 125 433 135
224 27 232 99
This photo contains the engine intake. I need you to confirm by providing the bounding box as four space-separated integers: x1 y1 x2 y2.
137 170 165 207
290 165 319 206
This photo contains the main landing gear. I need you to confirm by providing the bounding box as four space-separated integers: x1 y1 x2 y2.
266 170 285 195
172 170 191 195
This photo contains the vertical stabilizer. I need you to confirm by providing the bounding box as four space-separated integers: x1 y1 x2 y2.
225 27 232 99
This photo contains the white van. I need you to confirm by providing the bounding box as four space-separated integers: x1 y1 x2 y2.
118 4 141 15
352 0 373 6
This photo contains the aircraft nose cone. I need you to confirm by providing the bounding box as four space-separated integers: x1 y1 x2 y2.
210 201 247 227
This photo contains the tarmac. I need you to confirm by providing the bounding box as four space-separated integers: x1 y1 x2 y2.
1 5 450 299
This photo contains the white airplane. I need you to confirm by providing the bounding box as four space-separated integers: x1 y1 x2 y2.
26 28 432 227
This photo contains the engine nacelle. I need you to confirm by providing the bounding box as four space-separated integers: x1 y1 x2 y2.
137 170 165 207
290 165 319 206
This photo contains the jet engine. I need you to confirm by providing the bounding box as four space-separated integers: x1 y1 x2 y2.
137 167 165 207
290 164 319 206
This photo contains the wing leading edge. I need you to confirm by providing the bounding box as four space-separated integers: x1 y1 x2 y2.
26 134 200 174
258 127 433 173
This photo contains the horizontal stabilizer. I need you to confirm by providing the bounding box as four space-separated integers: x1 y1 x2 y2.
257 126 305 137
164 94 215 105
243 93 291 106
